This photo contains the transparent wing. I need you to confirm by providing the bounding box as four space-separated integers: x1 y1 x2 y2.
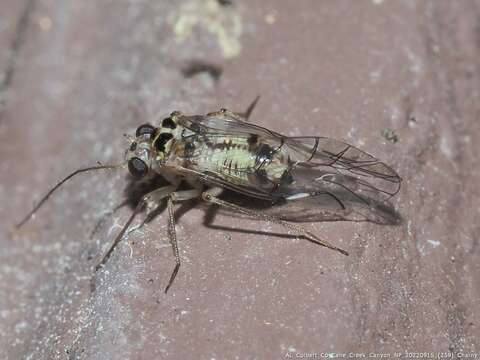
176 112 402 224
178 113 282 138
280 136 401 197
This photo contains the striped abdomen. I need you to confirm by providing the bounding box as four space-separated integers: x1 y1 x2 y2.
174 135 290 190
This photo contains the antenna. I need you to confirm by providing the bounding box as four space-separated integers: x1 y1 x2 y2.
16 163 126 228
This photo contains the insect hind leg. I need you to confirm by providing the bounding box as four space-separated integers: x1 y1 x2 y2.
212 96 260 122
240 95 260 121
201 187 349 256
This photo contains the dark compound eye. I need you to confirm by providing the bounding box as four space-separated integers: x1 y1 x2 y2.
135 124 155 137
128 157 148 178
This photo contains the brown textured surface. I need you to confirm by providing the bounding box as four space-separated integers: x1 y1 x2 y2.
1 0 480 358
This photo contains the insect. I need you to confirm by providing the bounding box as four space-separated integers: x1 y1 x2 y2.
16 97 401 293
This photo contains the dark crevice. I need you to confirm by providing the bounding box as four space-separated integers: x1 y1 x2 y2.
217 0 233 6
0 0 35 122
181 61 223 82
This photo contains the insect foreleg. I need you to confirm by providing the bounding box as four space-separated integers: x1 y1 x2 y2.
94 185 178 273
129 188 204 235
201 187 349 256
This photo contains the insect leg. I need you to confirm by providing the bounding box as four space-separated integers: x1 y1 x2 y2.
165 197 178 294
209 96 260 122
129 187 203 236
90 199 130 239
238 95 260 121
164 188 203 293
94 185 178 272
201 187 349 256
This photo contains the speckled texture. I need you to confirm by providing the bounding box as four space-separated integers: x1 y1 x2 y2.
1 0 480 359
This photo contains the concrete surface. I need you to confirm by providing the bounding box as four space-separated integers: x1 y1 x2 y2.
1 0 479 359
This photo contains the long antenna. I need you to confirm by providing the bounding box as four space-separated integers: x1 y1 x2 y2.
16 163 125 228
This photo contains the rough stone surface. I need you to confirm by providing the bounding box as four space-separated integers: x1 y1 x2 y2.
1 1 479 359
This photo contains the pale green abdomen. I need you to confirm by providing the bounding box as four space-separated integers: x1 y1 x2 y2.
191 141 288 187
